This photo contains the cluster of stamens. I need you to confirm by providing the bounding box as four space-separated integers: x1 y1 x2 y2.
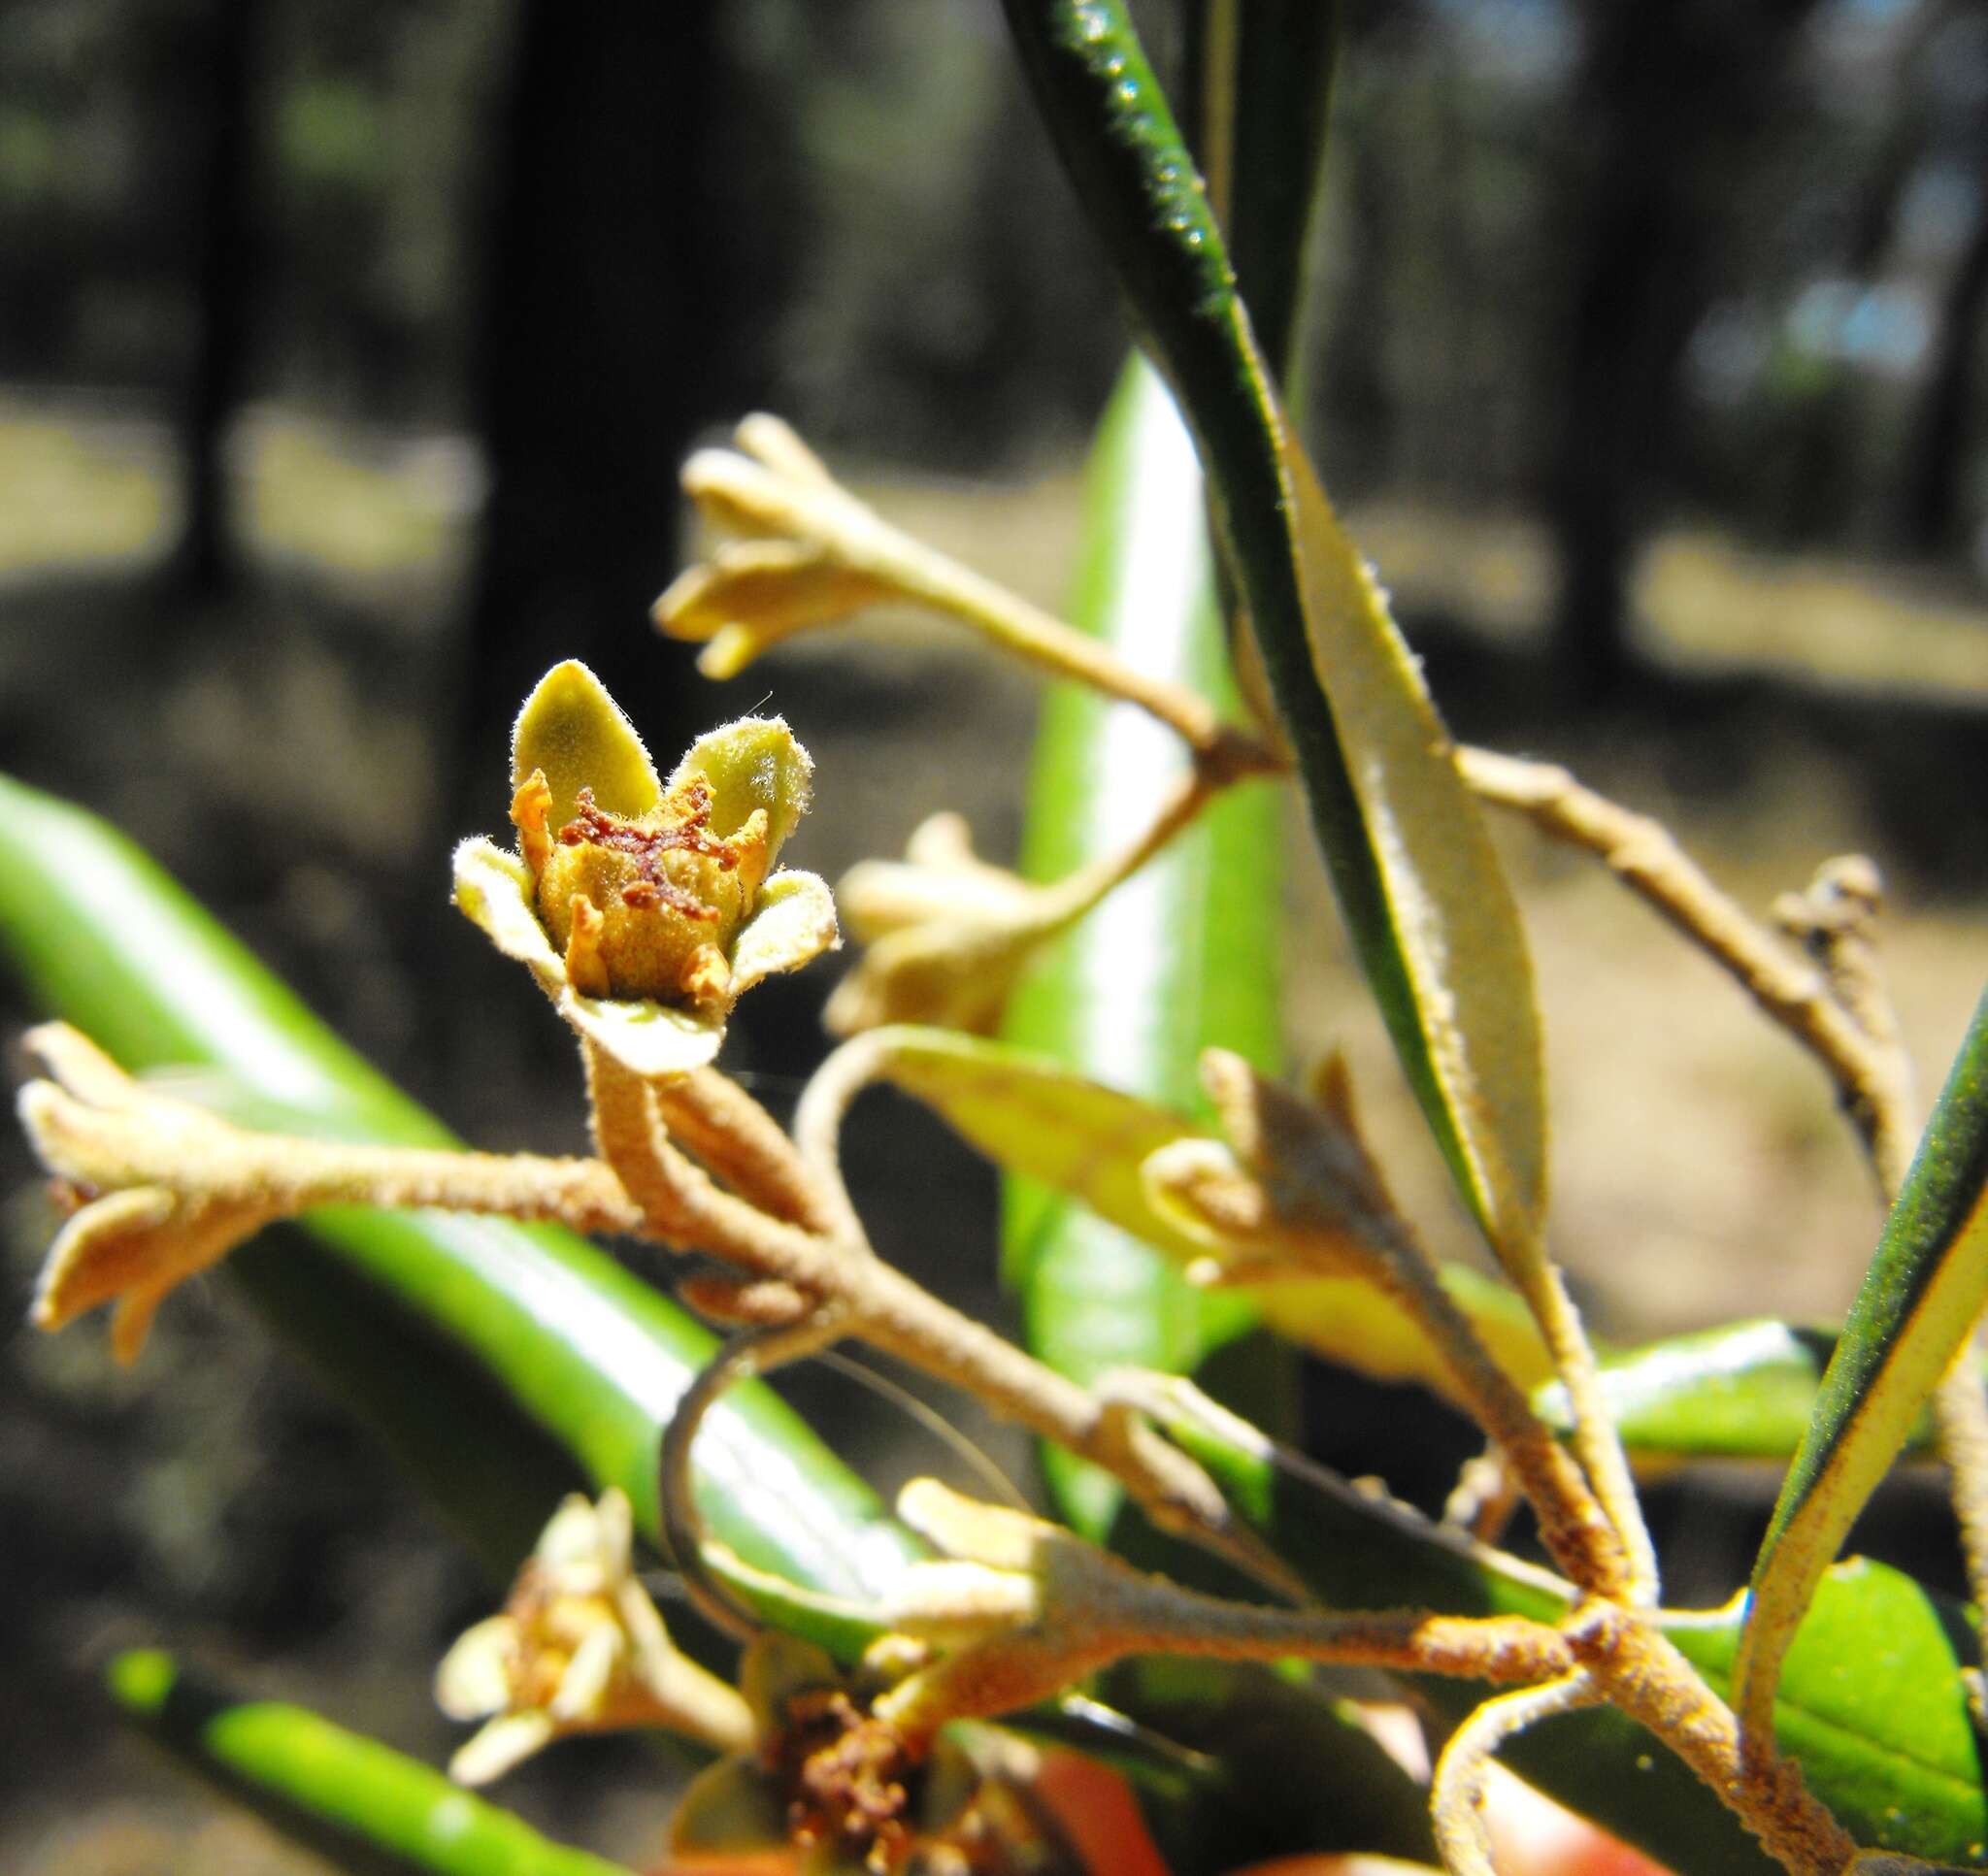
774 1688 917 1869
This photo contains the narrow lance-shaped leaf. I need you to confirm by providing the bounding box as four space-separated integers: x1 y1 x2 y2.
1002 352 1288 1542
1001 0 1548 1280
1737 985 1988 1745
109 1650 634 1876
1182 0 1341 387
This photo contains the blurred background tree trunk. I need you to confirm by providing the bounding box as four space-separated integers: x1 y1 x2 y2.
452 0 750 833
1546 0 1817 706
165 0 261 605
1901 129 1988 556
1783 7 1938 544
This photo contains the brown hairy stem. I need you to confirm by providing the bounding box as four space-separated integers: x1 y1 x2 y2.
1431 1673 1600 1876
21 1032 643 1234
651 1067 844 1235
1459 747 1916 1194
588 1043 1249 1562
1569 1603 1857 1876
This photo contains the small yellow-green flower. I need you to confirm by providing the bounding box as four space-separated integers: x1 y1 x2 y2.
667 1629 987 1876
653 414 897 681
18 1024 282 1364
825 813 1062 1037
453 661 838 1076
435 1488 753 1785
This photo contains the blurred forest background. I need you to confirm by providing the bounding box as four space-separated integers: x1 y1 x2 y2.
4 0 1988 1869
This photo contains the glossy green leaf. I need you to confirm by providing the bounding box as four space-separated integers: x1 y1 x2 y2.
1534 1318 1980 1465
1001 353 1286 1542
1739 986 1988 1744
1671 1561 1988 1868
0 771 920 1607
887 1025 1209 1262
108 1649 632 1876
876 1023 1553 1399
1002 0 1548 1282
1540 1319 1849 1464
1140 1387 1988 1872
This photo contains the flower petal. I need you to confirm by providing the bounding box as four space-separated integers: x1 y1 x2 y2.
448 1709 559 1787
588 1484 635 1574
654 540 892 678
727 871 840 998
734 411 836 486
458 839 727 1073
560 986 725 1078
897 1479 1048 1571
435 1616 520 1722
680 447 805 541
547 1623 623 1724
822 917 1037 1038
110 1288 171 1366
668 1757 793 1862
452 839 564 991
23 1022 149 1108
837 855 1036 944
881 1559 1038 1648
668 716 813 856
534 1490 612 1575
31 1183 258 1361
512 660 662 828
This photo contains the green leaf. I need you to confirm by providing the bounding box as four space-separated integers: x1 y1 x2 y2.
1142 1388 1988 1872
1739 985 1988 1744
1001 352 1287 1542
884 1026 1209 1262
1670 1561 1988 1869
0 771 920 1610
108 1649 633 1876
1002 0 1548 1281
1534 1318 1971 1465
1536 1314 1988 1466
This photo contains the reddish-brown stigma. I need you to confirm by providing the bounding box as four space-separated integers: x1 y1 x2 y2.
556 782 742 920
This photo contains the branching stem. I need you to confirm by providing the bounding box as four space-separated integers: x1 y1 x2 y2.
1431 1672 1599 1876
1460 748 1916 1193
1569 1603 1857 1876
590 1043 1247 1559
660 1316 846 1638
